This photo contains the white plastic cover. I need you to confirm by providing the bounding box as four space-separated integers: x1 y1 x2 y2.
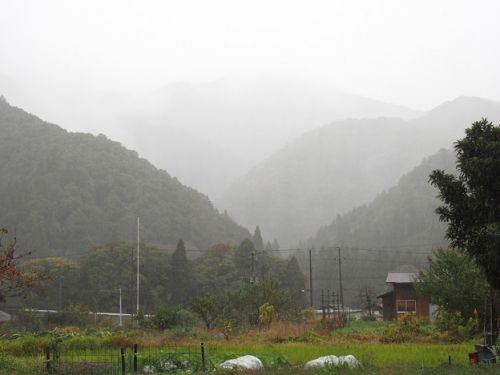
220 355 264 370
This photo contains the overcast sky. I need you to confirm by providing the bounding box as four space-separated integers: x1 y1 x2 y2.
1 0 499 110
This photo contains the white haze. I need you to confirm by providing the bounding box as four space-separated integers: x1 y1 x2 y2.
1 0 500 200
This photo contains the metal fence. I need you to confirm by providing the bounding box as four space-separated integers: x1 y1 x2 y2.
45 343 216 374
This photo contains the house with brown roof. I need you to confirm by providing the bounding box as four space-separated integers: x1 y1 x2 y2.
377 265 431 321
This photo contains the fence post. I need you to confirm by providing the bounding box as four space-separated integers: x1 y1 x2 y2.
45 347 51 373
200 342 206 372
133 344 138 373
120 347 126 375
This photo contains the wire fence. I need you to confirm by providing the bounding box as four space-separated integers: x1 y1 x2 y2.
45 343 217 374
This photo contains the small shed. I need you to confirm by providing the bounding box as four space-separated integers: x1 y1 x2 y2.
377 265 430 321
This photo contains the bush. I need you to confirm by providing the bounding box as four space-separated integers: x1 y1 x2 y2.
46 304 92 327
435 310 478 342
0 354 39 373
381 314 429 343
151 305 194 330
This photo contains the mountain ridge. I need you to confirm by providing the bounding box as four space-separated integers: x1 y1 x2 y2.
0 96 250 257
218 96 500 247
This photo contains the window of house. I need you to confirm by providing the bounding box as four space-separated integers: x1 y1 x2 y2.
396 300 416 313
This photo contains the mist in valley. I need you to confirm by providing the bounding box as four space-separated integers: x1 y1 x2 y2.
1 0 500 310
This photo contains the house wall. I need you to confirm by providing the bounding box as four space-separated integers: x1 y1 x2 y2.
382 294 395 321
393 283 429 320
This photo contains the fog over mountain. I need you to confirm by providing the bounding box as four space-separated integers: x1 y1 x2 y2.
309 148 456 250
0 75 422 199
219 97 500 247
298 148 457 307
0 97 249 256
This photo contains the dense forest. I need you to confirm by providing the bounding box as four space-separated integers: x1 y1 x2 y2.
220 97 500 247
294 149 456 307
23 239 306 319
0 97 249 257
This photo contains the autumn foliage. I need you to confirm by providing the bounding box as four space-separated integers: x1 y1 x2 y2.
0 227 39 301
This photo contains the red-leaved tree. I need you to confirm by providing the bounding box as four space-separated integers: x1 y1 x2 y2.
0 227 39 301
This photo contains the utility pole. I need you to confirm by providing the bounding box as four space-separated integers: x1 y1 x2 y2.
119 288 123 327
321 290 325 321
136 216 140 315
327 289 330 319
337 247 344 312
309 248 313 307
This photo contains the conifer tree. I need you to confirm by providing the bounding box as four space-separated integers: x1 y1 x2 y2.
234 238 255 280
252 226 264 251
283 256 306 304
272 239 280 251
170 239 193 304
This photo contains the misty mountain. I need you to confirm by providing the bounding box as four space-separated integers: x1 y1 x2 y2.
296 149 455 307
0 75 422 199
219 97 500 247
309 148 455 249
139 77 422 197
0 97 249 257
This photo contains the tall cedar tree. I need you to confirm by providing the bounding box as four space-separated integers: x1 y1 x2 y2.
252 226 264 251
234 239 255 280
170 239 192 305
284 256 306 304
429 119 500 341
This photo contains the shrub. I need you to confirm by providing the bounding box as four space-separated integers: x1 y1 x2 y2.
151 305 194 330
46 304 92 327
101 335 134 348
381 313 429 343
435 310 478 342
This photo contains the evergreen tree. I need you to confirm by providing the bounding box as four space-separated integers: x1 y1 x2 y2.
234 238 255 281
272 239 280 251
252 226 264 251
264 241 273 251
283 256 306 304
170 239 192 305
430 119 500 343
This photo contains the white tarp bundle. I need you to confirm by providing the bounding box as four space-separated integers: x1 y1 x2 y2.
304 354 361 369
220 355 264 370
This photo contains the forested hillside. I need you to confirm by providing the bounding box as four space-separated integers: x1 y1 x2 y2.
219 97 500 246
297 149 456 307
309 148 455 249
0 97 249 257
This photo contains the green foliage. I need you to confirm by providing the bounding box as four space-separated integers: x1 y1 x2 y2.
0 354 41 373
23 257 79 310
170 239 193 305
74 242 170 313
435 310 478 342
306 149 456 305
259 302 276 328
20 238 306 318
252 226 264 251
0 99 249 257
429 119 500 290
381 314 431 343
150 304 194 330
46 304 93 327
189 293 222 329
222 277 294 328
233 238 255 279
415 248 488 320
